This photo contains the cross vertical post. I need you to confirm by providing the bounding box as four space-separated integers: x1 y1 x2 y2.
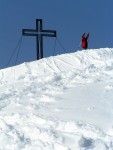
22 19 56 60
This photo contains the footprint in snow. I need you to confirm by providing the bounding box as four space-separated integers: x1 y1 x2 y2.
79 136 95 149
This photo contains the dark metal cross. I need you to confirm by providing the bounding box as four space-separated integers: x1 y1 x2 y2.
22 19 56 60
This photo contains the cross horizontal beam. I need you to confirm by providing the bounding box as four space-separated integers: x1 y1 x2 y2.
22 29 56 37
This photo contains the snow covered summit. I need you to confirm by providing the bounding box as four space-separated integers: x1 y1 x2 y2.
0 48 113 150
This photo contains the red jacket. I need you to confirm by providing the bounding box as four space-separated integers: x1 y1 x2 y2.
81 33 89 49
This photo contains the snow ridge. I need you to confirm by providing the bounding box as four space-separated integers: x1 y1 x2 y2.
0 48 113 149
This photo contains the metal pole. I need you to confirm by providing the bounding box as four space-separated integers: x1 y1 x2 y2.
36 36 39 60
40 36 43 58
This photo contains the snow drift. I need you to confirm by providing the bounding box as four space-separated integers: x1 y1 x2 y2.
0 48 113 149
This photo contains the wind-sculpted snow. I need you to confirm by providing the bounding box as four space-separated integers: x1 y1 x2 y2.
1 48 113 83
0 48 113 149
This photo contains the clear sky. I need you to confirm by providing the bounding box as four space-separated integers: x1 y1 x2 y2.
0 0 113 69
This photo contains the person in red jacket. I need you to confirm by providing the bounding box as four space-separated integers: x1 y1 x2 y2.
81 33 89 49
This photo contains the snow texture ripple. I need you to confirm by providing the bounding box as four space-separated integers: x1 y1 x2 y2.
0 48 113 149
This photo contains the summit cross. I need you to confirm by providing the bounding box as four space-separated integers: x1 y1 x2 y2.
22 19 56 60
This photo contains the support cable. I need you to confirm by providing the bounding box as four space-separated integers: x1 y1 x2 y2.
56 36 67 53
15 36 23 65
53 37 57 56
6 36 23 68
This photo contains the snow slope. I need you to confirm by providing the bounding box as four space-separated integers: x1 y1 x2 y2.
0 48 113 149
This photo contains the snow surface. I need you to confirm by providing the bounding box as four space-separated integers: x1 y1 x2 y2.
0 48 113 149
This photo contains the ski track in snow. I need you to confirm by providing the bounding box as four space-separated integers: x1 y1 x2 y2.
0 48 113 149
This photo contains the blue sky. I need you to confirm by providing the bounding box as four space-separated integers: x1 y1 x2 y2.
0 0 113 69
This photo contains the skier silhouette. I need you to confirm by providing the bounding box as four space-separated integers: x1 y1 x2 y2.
81 33 89 49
